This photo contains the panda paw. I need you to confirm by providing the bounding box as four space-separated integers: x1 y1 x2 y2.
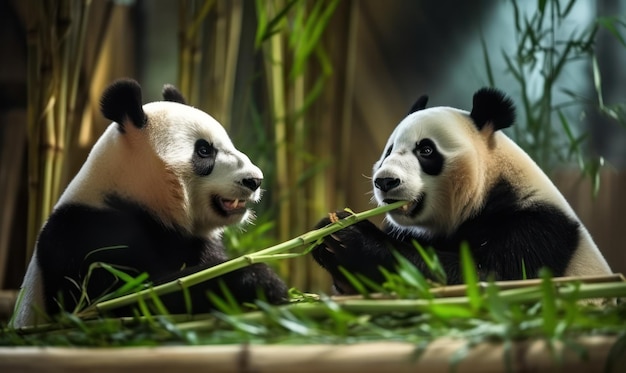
311 211 395 294
221 263 289 305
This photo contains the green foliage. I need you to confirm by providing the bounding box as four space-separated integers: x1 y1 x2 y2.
2 207 625 371
225 0 341 258
482 0 626 194
4 249 625 351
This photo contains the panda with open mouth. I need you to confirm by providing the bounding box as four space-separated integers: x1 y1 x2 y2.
312 88 612 294
13 79 288 327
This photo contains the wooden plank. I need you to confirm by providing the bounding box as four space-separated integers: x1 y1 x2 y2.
0 336 618 373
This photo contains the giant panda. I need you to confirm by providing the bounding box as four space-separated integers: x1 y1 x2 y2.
13 79 288 327
312 87 612 294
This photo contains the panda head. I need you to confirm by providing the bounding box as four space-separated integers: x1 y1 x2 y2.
63 79 263 237
372 88 515 235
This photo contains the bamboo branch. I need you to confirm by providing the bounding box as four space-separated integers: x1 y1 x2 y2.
84 201 407 317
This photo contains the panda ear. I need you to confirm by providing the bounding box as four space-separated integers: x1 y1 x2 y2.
162 84 187 104
469 87 516 132
100 79 147 132
407 95 429 115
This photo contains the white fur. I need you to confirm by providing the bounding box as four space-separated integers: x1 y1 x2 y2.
58 101 262 236
11 250 45 327
13 100 262 327
372 106 611 277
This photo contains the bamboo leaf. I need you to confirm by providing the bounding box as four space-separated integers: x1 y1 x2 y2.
460 243 481 312
539 268 557 338
255 0 299 47
596 16 626 47
338 266 370 297
485 281 508 324
591 55 604 108
148 290 170 316
479 31 495 87
561 0 576 18
413 242 447 285
391 249 433 299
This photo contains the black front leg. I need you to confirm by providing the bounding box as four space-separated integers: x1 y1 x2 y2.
311 211 405 294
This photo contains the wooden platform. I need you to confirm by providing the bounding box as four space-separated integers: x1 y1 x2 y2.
0 336 620 373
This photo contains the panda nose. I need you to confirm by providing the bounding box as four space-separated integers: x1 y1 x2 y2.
374 177 400 192
242 178 262 191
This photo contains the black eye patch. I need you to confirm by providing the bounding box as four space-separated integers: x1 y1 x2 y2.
383 144 393 159
413 138 444 176
192 139 217 176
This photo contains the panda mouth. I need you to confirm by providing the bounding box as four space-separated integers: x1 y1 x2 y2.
384 194 425 217
213 196 249 216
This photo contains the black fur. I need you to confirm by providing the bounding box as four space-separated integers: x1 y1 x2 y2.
414 138 444 176
470 87 515 131
192 139 218 176
100 79 147 131
408 95 429 115
312 179 581 294
162 84 187 104
36 195 288 315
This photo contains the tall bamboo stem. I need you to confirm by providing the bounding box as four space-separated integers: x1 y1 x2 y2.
263 2 289 245
25 0 92 262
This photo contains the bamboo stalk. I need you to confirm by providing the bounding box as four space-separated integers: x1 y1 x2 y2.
289 57 307 290
85 201 407 317
25 1 43 261
177 0 192 99
51 0 71 209
337 0 359 207
25 0 92 263
12 272 624 336
262 1 290 248
220 0 243 127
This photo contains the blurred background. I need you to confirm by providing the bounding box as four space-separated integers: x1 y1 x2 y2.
0 0 625 302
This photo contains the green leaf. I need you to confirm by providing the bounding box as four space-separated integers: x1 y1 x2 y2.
254 0 300 47
148 290 170 316
338 266 370 297
460 242 481 312
413 242 447 285
596 16 626 47
539 268 557 338
485 281 508 324
479 31 495 87
391 250 433 299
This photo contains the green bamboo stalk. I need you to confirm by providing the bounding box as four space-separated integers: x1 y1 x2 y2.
187 0 214 38
51 0 71 209
219 0 243 127
337 0 359 208
177 0 192 99
177 0 215 106
83 201 408 317
289 57 307 289
25 1 44 261
262 2 290 247
12 274 625 336
40 97 57 230
67 0 90 115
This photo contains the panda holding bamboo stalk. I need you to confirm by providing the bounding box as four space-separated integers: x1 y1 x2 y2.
312 88 612 295
13 79 288 327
